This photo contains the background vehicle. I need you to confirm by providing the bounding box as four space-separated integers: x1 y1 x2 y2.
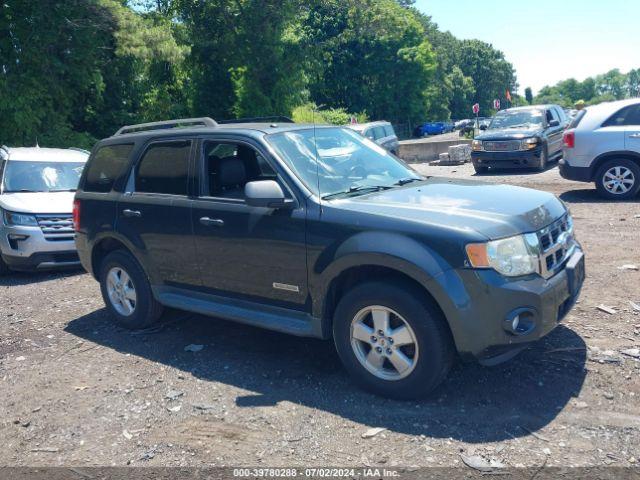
414 121 454 137
0 146 88 273
346 121 399 155
561 98 640 199
471 105 569 173
75 117 584 399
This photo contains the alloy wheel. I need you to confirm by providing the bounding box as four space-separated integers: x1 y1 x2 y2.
350 305 419 381
106 267 137 316
603 166 635 195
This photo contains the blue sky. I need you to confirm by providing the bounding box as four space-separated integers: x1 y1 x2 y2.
414 0 640 94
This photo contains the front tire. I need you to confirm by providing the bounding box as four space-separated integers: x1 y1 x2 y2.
473 163 488 174
535 146 548 172
0 256 11 276
595 158 640 200
99 250 163 329
333 282 454 399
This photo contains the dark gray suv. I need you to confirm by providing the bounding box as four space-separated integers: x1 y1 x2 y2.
74 117 585 399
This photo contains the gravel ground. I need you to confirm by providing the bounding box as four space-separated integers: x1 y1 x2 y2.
1 162 639 470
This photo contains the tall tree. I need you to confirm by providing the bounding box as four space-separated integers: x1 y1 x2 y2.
524 87 533 104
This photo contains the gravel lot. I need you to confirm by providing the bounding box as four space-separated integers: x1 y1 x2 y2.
1 162 639 470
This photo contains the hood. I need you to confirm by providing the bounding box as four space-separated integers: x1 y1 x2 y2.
337 178 566 239
476 127 543 140
0 191 76 214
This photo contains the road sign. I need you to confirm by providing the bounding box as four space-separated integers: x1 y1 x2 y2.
472 103 480 114
494 99 501 110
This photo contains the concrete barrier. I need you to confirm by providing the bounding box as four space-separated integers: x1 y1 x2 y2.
398 137 472 163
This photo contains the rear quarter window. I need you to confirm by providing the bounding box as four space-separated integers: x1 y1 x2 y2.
568 110 586 129
83 144 134 193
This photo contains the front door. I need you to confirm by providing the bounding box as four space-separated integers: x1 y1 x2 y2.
117 139 200 287
191 138 308 308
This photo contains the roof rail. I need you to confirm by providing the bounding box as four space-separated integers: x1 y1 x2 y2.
0 145 9 160
68 147 90 155
114 117 218 136
217 116 294 124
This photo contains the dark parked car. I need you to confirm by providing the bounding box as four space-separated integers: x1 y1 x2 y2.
74 117 585 399
471 105 569 173
347 121 399 155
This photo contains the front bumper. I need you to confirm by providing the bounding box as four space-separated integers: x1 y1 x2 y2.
430 248 585 364
1 224 80 271
472 147 542 169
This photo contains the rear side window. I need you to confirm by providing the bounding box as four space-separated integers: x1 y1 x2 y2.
569 110 586 129
84 144 133 193
135 141 191 195
603 104 640 127
372 126 386 139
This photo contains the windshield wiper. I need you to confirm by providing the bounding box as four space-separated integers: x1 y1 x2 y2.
322 185 392 200
3 189 38 193
49 189 76 192
394 178 421 186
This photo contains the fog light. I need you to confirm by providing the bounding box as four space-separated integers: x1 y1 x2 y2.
504 308 536 336
7 234 29 250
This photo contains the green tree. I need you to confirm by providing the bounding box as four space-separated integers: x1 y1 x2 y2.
524 87 533 104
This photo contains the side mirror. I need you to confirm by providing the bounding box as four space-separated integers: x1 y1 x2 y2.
479 124 488 130
245 180 292 209
549 119 560 127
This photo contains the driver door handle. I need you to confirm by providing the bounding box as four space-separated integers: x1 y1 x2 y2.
122 209 141 218
200 217 224 227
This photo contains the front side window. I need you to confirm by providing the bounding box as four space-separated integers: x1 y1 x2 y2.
384 125 395 137
266 127 421 199
3 161 85 193
203 141 277 199
489 110 544 130
372 126 386 139
135 141 191 195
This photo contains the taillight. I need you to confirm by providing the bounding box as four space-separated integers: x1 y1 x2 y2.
563 130 575 148
73 199 81 231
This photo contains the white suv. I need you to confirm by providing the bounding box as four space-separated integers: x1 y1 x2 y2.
560 98 640 199
0 146 88 274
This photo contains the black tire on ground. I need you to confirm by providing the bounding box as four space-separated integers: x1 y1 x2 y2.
535 145 548 172
99 250 163 329
473 164 488 174
332 281 455 399
0 256 11 276
595 158 640 200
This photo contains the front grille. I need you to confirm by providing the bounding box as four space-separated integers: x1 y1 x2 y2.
482 140 521 152
537 215 574 278
36 214 74 241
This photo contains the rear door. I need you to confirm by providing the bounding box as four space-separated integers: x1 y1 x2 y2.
623 104 640 153
116 138 200 287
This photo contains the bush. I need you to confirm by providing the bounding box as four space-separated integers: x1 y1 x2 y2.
291 103 368 125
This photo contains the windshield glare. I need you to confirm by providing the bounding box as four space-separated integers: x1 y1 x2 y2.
489 110 544 130
266 127 420 198
2 161 85 193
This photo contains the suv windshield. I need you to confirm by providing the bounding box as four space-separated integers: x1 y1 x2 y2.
266 127 420 199
2 161 85 193
489 110 544 130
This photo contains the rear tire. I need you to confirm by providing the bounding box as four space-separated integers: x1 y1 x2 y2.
595 158 640 200
333 282 454 399
99 250 163 329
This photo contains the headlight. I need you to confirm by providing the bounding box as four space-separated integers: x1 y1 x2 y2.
521 137 539 150
3 210 39 227
472 140 483 151
466 233 540 277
